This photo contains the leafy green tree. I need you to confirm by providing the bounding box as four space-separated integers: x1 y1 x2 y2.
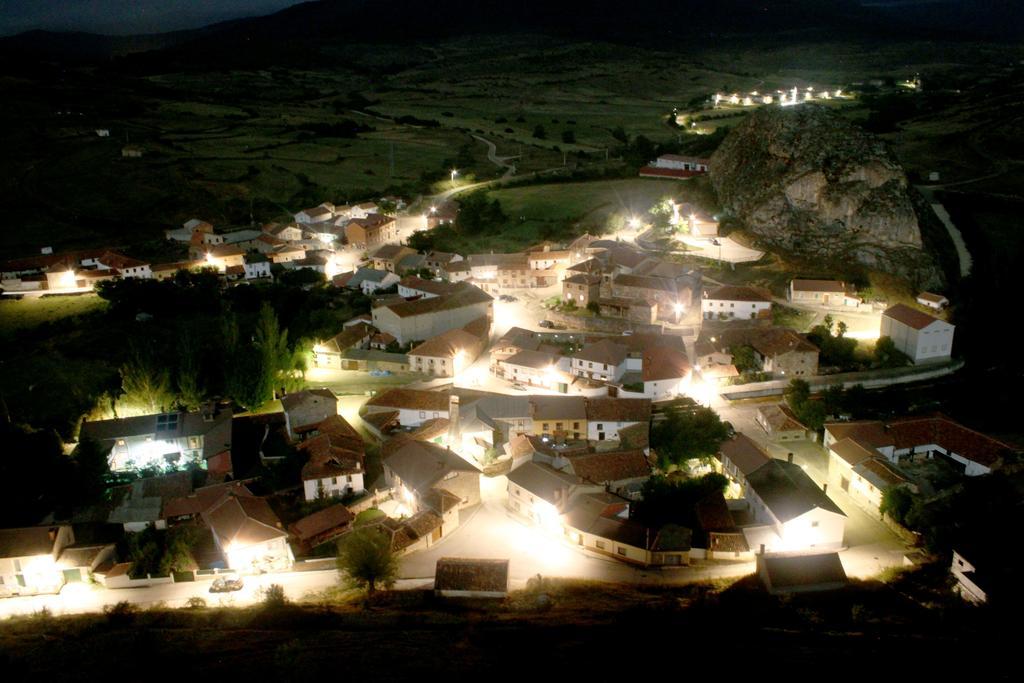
337 528 399 597
880 487 914 524
730 345 760 374
611 126 629 144
176 330 205 411
873 336 910 369
783 378 827 431
561 130 576 144
532 124 547 140
376 199 398 215
650 397 730 468
635 473 729 528
455 190 505 235
120 343 173 413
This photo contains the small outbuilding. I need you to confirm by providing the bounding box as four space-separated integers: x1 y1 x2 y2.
757 552 848 595
434 557 510 598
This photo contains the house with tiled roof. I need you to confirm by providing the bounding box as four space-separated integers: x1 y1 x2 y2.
562 272 602 308
716 434 772 496
824 415 1015 478
756 404 809 442
295 203 335 225
702 285 772 320
408 316 490 377
363 388 451 427
0 525 76 596
288 504 354 554
281 389 339 440
562 449 652 494
495 349 570 391
585 398 651 443
742 457 846 553
697 327 819 378
789 279 860 307
370 244 417 273
298 415 365 501
311 323 373 369
562 491 692 566
345 213 398 249
570 339 631 383
371 282 493 344
79 404 233 473
506 460 586 521
398 275 461 299
880 303 955 364
640 345 692 399
916 291 949 311
383 436 481 537
202 492 293 573
610 271 696 323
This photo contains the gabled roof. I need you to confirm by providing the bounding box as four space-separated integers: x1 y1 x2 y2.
379 283 492 319
829 437 877 467
642 346 691 382
574 339 629 366
503 349 561 370
883 303 948 330
718 434 772 476
434 557 509 593
531 395 587 420
371 244 413 260
399 276 460 296
566 449 652 483
759 403 809 433
585 398 652 423
203 494 286 548
506 461 580 505
917 291 948 304
288 504 354 543
704 285 772 302
746 459 845 522
384 437 479 495
759 552 847 593
853 457 910 490
298 417 365 481
0 526 65 558
163 481 255 519
563 273 602 286
791 279 846 293
366 388 451 413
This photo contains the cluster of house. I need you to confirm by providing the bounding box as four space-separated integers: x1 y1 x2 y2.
490 327 692 399
312 278 494 377
560 237 701 325
696 326 820 383
0 197 426 294
709 86 846 108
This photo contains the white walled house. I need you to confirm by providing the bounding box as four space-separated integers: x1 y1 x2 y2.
653 154 709 172
571 340 629 383
916 292 949 310
585 398 651 442
742 458 846 553
789 279 859 307
243 254 272 279
202 493 293 573
880 304 954 364
362 388 451 427
371 284 492 345
0 526 75 597
702 285 772 320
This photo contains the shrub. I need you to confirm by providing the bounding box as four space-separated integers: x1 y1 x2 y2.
104 601 138 626
261 583 288 609
185 596 207 609
586 301 600 314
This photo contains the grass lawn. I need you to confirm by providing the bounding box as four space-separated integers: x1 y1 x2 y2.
0 294 107 334
489 178 682 225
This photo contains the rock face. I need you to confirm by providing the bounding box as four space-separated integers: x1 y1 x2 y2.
709 105 941 285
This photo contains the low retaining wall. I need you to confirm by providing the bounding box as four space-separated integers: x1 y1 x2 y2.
347 488 395 515
720 359 964 400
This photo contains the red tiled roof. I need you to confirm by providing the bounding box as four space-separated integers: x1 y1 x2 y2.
704 285 772 302
567 449 652 483
884 303 946 330
642 346 691 382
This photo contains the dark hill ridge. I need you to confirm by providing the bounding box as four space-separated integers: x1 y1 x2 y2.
0 0 953 67
709 105 943 287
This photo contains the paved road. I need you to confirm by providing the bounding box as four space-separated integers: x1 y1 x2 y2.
677 235 764 264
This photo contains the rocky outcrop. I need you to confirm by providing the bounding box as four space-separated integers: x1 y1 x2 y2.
709 105 942 287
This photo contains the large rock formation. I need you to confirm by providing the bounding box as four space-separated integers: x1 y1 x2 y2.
709 105 942 286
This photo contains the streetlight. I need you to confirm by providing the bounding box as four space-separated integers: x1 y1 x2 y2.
450 169 458 188
628 217 641 230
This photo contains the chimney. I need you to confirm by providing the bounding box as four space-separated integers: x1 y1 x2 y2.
787 452 794 464
759 543 765 556
822 483 828 495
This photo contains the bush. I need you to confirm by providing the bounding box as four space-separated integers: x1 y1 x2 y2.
261 583 288 609
184 596 207 609
104 601 137 626
586 301 600 314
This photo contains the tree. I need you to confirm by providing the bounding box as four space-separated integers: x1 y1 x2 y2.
561 130 576 144
611 126 629 144
120 343 173 413
337 528 399 598
635 473 729 528
880 486 914 525
836 320 848 337
730 345 760 374
873 336 910 369
783 378 827 431
176 330 205 411
650 397 730 468
532 124 547 140
376 198 398 215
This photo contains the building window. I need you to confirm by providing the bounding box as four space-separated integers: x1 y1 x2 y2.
811 521 819 528
543 423 549 431
617 547 626 557
596 541 606 550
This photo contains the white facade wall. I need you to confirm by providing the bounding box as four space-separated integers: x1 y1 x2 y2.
587 420 643 442
372 300 491 345
702 298 771 320
302 472 366 501
244 261 272 279
571 357 626 382
880 316 954 364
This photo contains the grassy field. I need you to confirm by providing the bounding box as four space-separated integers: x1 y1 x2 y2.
0 294 107 334
489 178 682 225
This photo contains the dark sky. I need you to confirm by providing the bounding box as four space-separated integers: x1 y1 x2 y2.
0 0 305 36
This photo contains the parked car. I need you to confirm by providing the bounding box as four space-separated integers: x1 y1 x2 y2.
710 238 720 246
209 577 244 593
500 294 518 302
538 320 554 329
511 383 527 391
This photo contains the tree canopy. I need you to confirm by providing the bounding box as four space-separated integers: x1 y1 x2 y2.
650 397 731 468
337 528 399 597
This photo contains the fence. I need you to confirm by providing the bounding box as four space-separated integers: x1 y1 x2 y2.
347 487 395 515
720 359 964 400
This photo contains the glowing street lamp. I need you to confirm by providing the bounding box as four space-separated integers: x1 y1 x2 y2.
450 169 458 187
429 205 438 214
628 217 641 230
